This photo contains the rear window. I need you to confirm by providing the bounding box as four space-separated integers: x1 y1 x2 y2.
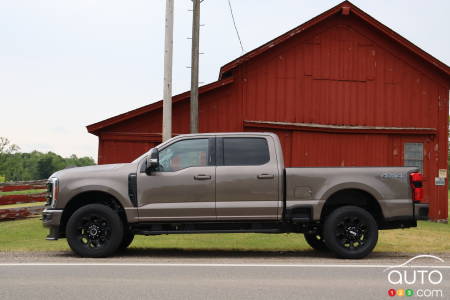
223 138 270 166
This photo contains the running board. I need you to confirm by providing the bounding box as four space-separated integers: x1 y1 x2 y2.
131 221 290 235
134 228 283 235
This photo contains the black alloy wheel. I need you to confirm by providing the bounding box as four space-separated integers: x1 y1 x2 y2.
323 205 378 259
66 204 123 258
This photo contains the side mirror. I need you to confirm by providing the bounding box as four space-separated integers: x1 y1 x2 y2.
145 148 159 174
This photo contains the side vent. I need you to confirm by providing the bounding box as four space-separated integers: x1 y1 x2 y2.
128 173 138 207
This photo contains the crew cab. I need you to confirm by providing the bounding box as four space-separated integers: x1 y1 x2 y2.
42 132 428 258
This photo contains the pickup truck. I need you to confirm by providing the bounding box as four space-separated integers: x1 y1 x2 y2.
42 132 428 259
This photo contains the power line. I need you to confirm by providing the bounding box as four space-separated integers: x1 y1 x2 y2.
227 0 244 53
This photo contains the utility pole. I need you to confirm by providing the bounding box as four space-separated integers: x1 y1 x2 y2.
162 0 174 142
190 0 200 133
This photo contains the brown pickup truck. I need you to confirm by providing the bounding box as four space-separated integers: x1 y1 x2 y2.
42 132 428 258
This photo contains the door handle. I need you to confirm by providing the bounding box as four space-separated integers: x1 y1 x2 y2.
257 173 274 179
194 174 212 180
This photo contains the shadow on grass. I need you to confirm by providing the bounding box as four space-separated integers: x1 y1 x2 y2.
50 248 423 260
125 248 334 258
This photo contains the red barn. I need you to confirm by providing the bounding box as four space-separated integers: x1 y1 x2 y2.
87 1 450 221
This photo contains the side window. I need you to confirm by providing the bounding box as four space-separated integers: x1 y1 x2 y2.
404 143 424 174
223 138 270 166
159 139 209 172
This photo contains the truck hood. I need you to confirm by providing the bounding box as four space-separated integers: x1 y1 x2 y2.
50 163 129 179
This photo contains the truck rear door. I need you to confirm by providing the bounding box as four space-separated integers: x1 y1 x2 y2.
215 136 280 220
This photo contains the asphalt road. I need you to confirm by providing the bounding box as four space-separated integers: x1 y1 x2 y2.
1 252 449 300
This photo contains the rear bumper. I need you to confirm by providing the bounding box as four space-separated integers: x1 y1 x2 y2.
380 202 428 229
414 202 429 220
42 208 63 240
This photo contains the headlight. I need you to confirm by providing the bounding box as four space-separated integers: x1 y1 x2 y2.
46 178 59 208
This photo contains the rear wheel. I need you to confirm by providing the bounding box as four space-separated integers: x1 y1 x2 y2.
304 233 328 251
66 204 124 258
323 206 378 259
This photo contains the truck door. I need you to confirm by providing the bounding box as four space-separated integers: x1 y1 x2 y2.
215 136 280 220
137 137 216 221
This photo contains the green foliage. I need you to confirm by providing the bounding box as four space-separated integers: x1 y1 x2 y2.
0 175 5 183
0 137 95 181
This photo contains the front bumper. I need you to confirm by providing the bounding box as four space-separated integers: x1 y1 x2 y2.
42 208 63 240
414 202 429 220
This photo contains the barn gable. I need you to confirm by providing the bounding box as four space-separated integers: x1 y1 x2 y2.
239 10 448 129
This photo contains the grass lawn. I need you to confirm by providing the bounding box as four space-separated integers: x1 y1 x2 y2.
1 217 450 253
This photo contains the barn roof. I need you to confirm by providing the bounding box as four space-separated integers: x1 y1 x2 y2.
87 0 450 135
218 0 450 79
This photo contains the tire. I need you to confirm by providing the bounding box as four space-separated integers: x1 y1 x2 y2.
323 206 378 259
66 204 124 258
304 233 328 251
119 230 135 251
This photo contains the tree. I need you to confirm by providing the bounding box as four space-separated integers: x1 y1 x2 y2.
0 137 20 165
0 137 20 180
0 137 96 181
0 137 20 154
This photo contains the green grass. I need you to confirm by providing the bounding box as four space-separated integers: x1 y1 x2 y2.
1 217 450 253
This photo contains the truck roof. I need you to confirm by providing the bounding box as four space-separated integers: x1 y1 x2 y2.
170 132 278 138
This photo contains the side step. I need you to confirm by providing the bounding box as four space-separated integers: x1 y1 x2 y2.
131 221 293 235
135 228 283 235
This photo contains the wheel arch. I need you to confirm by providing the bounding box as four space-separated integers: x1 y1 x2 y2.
320 188 384 224
59 190 128 237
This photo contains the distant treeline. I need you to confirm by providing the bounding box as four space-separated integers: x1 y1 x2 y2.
0 137 95 182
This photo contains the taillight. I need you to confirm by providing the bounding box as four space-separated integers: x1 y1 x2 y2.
409 172 424 202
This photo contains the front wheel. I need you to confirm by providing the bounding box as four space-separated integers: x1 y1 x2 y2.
66 204 124 258
323 206 378 259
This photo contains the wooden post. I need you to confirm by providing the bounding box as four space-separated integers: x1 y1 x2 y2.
190 0 200 133
162 0 174 141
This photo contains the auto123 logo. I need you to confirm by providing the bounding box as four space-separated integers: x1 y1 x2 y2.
384 255 445 298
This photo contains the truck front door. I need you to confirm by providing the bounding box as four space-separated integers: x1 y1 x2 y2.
137 137 216 221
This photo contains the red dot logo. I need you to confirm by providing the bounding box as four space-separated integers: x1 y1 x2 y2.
388 289 396 297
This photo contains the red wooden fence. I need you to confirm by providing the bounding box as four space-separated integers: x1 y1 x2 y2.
0 180 47 220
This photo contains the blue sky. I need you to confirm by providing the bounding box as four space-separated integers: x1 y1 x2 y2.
1 0 449 160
